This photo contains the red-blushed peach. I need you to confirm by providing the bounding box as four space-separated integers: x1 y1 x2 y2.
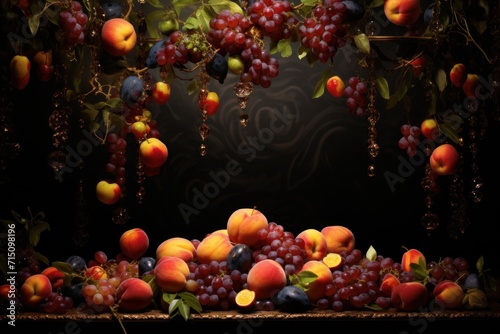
10 55 30 90
410 56 426 78
40 266 65 289
247 259 287 300
119 227 149 260
326 75 345 98
139 137 168 168
433 280 465 309
196 232 233 264
130 121 149 139
227 207 269 247
153 256 190 293
380 273 401 297
198 91 220 116
100 18 137 57
152 81 171 105
391 281 429 311
20 274 52 309
462 73 481 98
320 225 355 254
156 237 197 262
384 0 422 26
298 260 334 303
401 248 426 272
297 229 328 261
115 277 153 312
420 118 439 141
96 180 121 205
429 143 461 176
449 63 467 88
85 265 108 280
210 229 229 236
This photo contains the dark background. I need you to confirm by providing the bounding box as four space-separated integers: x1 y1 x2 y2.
1 1 499 275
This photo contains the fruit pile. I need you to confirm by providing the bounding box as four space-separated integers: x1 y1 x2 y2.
3 208 491 319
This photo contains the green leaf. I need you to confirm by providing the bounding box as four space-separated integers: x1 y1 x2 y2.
297 45 309 60
476 256 485 273
301 0 317 7
435 69 447 92
178 300 191 321
312 69 330 99
440 120 462 144
163 292 177 303
52 261 74 274
365 245 377 261
375 76 390 100
386 83 408 109
187 79 199 95
145 10 166 39
410 262 428 281
28 13 41 36
184 16 200 30
178 291 202 313
168 298 180 314
29 221 50 246
463 288 488 309
485 274 497 291
146 0 165 9
277 38 292 58
353 33 370 55
34 251 49 266
296 270 318 283
368 0 385 8
195 6 213 33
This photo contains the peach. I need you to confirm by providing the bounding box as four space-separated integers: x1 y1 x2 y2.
247 259 287 300
139 137 168 168
322 253 343 270
33 50 52 66
119 227 149 260
449 63 467 88
10 55 30 90
462 73 481 98
227 207 268 247
433 280 465 309
131 121 149 139
40 266 65 289
116 277 153 312
326 75 345 98
297 229 328 261
384 0 422 26
380 273 401 297
201 91 220 116
320 225 355 254
401 248 426 272
96 180 121 205
196 232 233 264
429 143 461 176
410 56 426 78
420 118 439 140
298 260 334 303
152 81 171 105
20 274 52 309
85 265 108 280
156 237 197 262
153 256 190 293
101 18 137 57
391 281 429 311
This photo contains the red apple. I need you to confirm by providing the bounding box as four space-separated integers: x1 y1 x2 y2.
420 118 439 140
410 56 426 78
152 81 171 104
139 137 168 168
101 18 137 57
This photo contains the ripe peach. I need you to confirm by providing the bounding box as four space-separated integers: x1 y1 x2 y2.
227 208 269 247
33 50 53 66
384 0 422 26
429 143 461 176
96 180 121 205
296 229 328 261
196 232 233 264
320 225 355 254
326 75 345 98
40 266 65 289
139 137 168 168
116 277 153 312
153 256 190 293
391 281 429 311
156 237 197 262
20 274 52 309
10 55 30 90
298 260 334 303
247 259 287 300
131 121 149 139
462 73 481 98
101 18 137 57
198 91 220 116
401 248 426 272
449 63 467 88
85 265 108 280
152 81 171 105
433 280 465 309
119 227 149 260
420 118 439 140
380 273 401 297
410 56 426 78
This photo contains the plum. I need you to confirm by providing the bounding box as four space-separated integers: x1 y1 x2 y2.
62 282 84 306
424 3 435 26
101 2 122 21
120 76 144 107
274 285 312 312
146 38 166 68
342 0 365 23
227 244 252 273
464 273 481 290
206 53 228 84
65 255 87 272
139 256 156 276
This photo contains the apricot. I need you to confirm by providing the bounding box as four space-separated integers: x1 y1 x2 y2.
429 143 461 176
156 237 197 262
247 259 287 300
195 232 233 264
153 256 190 293
449 63 467 88
226 207 268 247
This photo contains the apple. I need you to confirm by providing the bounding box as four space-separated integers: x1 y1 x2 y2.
420 118 439 140
226 207 269 247
462 73 481 98
320 225 356 254
384 0 422 26
131 121 149 139
10 55 30 90
101 18 137 57
152 81 171 104
433 280 465 310
449 63 467 88
296 229 328 261
156 237 197 262
326 75 345 98
139 137 168 168
20 274 52 309
119 227 149 260
247 259 287 300
95 180 121 205
429 143 461 176
198 91 220 116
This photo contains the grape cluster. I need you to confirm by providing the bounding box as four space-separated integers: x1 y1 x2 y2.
206 9 252 54
58 1 88 46
428 256 470 287
251 222 307 275
39 292 74 314
105 133 127 187
247 0 296 42
398 124 421 157
298 0 347 63
344 76 367 117
17 248 42 284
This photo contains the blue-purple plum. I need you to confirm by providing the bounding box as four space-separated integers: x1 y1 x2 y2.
274 285 312 312
65 255 87 272
139 256 156 276
120 75 144 107
342 0 365 23
227 244 253 273
101 2 122 20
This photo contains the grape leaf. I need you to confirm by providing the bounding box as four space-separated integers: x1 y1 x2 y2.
312 69 330 99
365 245 377 261
435 69 447 92
354 33 370 55
277 38 292 58
146 0 164 9
376 76 390 100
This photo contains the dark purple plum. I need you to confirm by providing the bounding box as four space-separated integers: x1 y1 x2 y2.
274 285 312 312
120 75 144 107
65 255 87 272
227 244 252 273
101 2 122 20
139 256 156 276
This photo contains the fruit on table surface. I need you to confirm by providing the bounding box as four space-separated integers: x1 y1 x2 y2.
153 256 190 293
119 227 149 260
391 281 428 311
156 237 197 262
139 137 168 168
296 228 328 261
100 18 137 56
20 274 52 309
235 288 256 309
433 280 466 309
226 207 269 247
384 0 422 26
116 277 153 312
227 243 253 273
40 266 65 290
138 256 156 276
429 143 461 176
10 55 30 90
379 273 401 297
247 259 287 300
274 285 312 312
320 225 355 254
326 75 345 98
95 180 121 205
401 248 426 272
196 232 233 264
297 260 333 303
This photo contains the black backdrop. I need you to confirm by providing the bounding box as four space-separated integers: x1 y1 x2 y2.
1 8 500 273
